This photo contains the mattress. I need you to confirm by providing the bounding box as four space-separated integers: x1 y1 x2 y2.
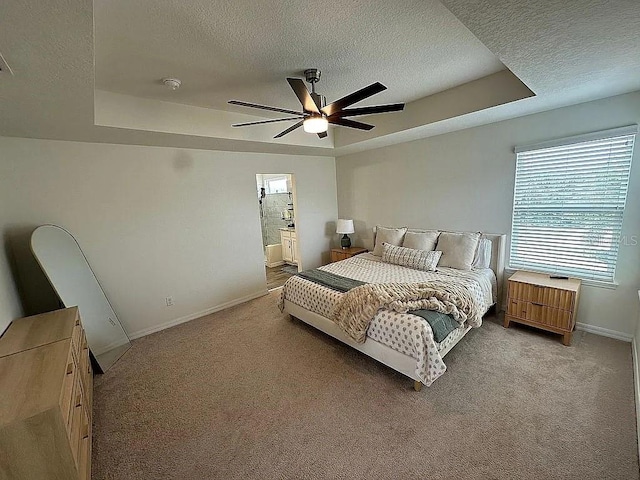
281 253 496 386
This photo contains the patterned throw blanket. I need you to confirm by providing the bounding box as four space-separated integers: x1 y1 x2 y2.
333 279 481 343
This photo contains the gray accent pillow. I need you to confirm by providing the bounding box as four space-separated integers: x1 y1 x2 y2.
381 243 442 271
402 230 439 251
436 232 481 270
372 226 408 256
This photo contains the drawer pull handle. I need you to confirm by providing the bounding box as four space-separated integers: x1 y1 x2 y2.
531 302 543 306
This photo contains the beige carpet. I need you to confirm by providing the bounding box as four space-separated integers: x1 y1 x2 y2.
92 290 639 479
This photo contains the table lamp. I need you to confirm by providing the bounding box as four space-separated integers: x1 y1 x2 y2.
336 219 355 249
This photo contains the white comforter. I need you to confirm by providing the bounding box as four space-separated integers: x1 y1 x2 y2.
281 253 496 386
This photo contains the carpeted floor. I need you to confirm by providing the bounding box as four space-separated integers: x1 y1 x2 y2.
92 291 639 479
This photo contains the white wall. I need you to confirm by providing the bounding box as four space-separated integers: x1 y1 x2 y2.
336 91 640 337
0 137 337 337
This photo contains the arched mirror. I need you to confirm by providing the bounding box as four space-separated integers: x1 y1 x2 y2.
31 225 131 372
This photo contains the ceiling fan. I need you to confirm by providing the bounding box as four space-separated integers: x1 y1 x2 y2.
228 69 405 139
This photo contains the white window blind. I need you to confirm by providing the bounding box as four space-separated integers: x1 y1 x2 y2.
510 127 636 283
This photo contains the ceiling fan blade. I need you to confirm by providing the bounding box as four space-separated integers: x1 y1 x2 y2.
321 82 387 117
335 103 404 118
228 100 302 116
287 78 321 113
274 120 304 138
317 131 328 139
328 118 375 131
232 117 303 127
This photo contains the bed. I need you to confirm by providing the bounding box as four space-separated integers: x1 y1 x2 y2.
280 230 506 390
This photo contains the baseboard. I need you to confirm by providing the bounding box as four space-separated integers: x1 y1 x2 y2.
266 260 285 268
94 337 132 356
128 290 269 340
633 337 640 463
575 322 633 342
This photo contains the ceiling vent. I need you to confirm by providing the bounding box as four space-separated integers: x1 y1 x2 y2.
0 52 14 76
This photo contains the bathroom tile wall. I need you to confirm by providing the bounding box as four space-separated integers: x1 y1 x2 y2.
261 193 291 246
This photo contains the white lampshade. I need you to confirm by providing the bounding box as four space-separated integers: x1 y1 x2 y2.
336 219 355 234
303 116 329 133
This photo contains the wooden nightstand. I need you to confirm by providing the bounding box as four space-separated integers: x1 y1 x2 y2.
330 247 367 263
504 271 581 345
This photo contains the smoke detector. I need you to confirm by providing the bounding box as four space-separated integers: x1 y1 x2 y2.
162 78 181 90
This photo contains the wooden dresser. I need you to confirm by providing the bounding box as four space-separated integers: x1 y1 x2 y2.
330 247 367 262
504 271 581 345
0 307 93 480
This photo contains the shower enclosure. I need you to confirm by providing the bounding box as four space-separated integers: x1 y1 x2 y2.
256 174 294 267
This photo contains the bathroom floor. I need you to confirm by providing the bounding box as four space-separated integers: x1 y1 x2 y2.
265 265 294 290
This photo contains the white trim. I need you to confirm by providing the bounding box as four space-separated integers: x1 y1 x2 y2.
575 322 633 342
128 290 268 340
632 336 640 462
93 337 131 356
514 125 638 153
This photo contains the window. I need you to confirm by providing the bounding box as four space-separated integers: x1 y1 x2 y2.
267 178 288 194
510 126 636 283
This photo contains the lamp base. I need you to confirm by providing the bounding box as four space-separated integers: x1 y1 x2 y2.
340 234 351 249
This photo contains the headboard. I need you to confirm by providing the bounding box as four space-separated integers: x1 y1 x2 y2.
370 226 507 308
482 233 507 308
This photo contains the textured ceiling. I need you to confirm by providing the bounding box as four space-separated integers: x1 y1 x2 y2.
441 0 640 100
94 0 505 111
1 0 639 156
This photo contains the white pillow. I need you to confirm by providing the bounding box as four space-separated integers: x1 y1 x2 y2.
436 231 481 270
472 238 492 269
402 230 439 251
372 226 408 256
381 243 442 271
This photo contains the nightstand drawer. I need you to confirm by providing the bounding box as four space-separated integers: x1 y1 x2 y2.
508 280 574 310
507 298 527 319
330 247 367 263
526 303 572 329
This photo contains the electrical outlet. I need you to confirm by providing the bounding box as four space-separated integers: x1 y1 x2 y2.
165 296 174 307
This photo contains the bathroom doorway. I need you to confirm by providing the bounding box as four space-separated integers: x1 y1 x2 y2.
256 174 298 290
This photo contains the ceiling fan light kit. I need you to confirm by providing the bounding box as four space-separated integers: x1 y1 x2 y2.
228 68 405 139
303 115 328 133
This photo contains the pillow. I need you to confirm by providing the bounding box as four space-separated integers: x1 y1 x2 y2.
436 232 481 270
402 230 439 251
472 238 492 269
381 243 442 271
372 226 408 256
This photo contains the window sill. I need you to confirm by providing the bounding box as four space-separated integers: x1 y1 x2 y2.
505 268 619 290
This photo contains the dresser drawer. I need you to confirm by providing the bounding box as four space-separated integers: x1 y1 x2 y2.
71 323 83 362
60 346 78 426
69 373 88 466
78 423 91 480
